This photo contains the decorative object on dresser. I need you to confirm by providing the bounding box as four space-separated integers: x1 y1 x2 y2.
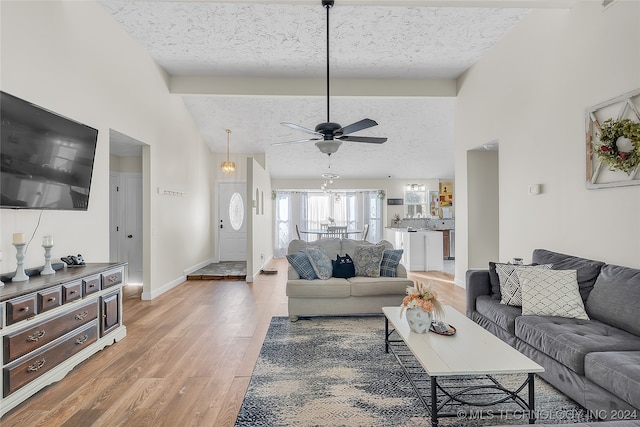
0 263 127 417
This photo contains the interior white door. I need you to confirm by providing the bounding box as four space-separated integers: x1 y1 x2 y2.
219 182 247 261
123 173 143 282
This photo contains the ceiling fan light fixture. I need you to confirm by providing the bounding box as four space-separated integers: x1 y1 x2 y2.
221 129 236 174
315 140 342 154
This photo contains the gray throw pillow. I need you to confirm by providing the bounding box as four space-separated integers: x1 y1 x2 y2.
353 243 386 277
286 251 318 280
305 247 333 280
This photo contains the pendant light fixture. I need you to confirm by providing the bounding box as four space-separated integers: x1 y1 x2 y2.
221 128 236 174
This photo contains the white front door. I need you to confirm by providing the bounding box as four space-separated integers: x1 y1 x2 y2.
218 182 247 261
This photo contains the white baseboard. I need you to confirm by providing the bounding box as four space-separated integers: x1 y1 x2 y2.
141 258 214 300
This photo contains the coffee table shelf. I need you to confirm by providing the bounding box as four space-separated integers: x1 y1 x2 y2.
383 306 544 426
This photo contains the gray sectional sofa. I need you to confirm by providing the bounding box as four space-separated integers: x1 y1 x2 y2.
286 238 413 320
466 249 640 417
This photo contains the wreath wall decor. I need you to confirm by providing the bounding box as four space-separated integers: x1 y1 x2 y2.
595 118 640 173
586 88 640 189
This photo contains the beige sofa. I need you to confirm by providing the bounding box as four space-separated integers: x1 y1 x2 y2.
286 238 414 320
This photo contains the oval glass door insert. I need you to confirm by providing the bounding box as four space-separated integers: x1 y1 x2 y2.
229 192 244 231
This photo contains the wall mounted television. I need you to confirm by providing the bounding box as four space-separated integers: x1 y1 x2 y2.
1 91 98 210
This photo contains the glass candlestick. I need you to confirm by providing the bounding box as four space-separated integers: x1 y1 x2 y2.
13 242 29 282
41 244 55 275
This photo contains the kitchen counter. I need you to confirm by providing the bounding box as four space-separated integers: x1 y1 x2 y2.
386 229 444 272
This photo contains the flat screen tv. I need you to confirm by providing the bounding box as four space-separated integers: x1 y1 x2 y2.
1 91 98 210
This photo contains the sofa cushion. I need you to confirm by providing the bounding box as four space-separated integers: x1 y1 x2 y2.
518 269 589 320
353 243 386 277
475 295 522 335
286 251 317 280
286 278 351 298
585 351 640 410
515 316 640 375
380 249 403 277
532 249 605 302
496 263 552 306
305 247 333 280
348 276 413 297
586 264 640 337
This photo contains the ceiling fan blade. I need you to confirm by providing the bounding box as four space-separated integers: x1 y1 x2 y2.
272 138 320 146
338 135 387 144
335 118 378 136
281 122 323 136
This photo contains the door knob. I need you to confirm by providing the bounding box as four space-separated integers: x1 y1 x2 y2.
127 235 133 238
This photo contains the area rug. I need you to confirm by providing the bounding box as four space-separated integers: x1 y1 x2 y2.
235 316 590 427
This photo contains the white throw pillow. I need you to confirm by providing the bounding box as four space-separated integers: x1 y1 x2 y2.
496 263 552 306
517 268 589 320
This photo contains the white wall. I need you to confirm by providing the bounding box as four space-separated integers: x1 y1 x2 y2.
1 1 211 298
455 1 640 283
247 158 273 281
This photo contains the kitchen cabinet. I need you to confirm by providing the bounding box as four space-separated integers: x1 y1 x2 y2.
392 230 444 272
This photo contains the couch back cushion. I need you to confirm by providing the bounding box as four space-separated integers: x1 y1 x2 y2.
585 264 640 336
532 249 605 302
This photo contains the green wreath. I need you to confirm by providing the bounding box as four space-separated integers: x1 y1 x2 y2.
596 118 640 173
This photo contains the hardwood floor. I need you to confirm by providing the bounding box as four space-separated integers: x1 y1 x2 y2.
1 258 466 427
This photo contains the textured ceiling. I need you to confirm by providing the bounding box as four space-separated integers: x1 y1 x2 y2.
101 1 531 179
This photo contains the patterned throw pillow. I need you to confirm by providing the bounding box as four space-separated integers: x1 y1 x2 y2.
286 251 317 280
305 247 333 280
496 263 552 306
518 269 589 319
353 244 386 278
380 249 403 277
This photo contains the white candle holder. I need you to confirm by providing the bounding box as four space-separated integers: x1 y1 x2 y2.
41 244 55 276
13 242 29 282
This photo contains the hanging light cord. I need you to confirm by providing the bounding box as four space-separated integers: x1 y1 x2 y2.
226 129 231 161
325 1 332 124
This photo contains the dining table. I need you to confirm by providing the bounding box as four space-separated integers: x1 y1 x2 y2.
300 228 363 240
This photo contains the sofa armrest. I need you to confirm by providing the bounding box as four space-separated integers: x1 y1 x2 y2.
465 269 491 318
396 263 408 278
288 265 300 280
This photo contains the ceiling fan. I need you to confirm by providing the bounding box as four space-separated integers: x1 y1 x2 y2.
274 0 387 156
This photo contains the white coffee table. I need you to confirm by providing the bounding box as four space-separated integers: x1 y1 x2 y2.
383 306 544 426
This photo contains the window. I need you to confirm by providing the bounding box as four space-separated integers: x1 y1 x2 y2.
273 190 383 256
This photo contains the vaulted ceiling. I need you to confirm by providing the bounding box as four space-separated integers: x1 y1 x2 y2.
100 1 573 179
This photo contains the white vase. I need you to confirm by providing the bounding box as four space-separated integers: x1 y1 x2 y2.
405 307 431 334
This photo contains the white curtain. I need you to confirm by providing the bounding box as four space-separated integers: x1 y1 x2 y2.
274 189 383 257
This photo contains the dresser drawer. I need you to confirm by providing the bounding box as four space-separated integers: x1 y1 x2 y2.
37 287 62 313
62 281 82 304
102 268 123 289
6 295 37 326
82 275 101 296
3 301 98 364
3 321 98 397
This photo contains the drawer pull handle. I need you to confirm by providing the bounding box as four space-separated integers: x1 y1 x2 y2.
20 306 30 312
27 359 46 372
75 311 89 320
75 335 89 345
70 290 78 294
47 297 56 302
109 275 118 283
89 284 96 288
27 330 46 342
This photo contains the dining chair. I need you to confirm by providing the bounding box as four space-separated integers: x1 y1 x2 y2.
361 224 370 241
325 225 347 239
295 224 301 239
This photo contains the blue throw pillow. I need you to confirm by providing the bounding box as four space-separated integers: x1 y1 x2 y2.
286 251 318 280
380 249 403 277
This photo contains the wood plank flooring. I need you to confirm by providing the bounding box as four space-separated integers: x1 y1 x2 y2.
1 258 466 426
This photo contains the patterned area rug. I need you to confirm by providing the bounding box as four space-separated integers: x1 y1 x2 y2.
235 316 590 427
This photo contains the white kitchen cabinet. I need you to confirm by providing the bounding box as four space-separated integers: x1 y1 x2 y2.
393 230 444 272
